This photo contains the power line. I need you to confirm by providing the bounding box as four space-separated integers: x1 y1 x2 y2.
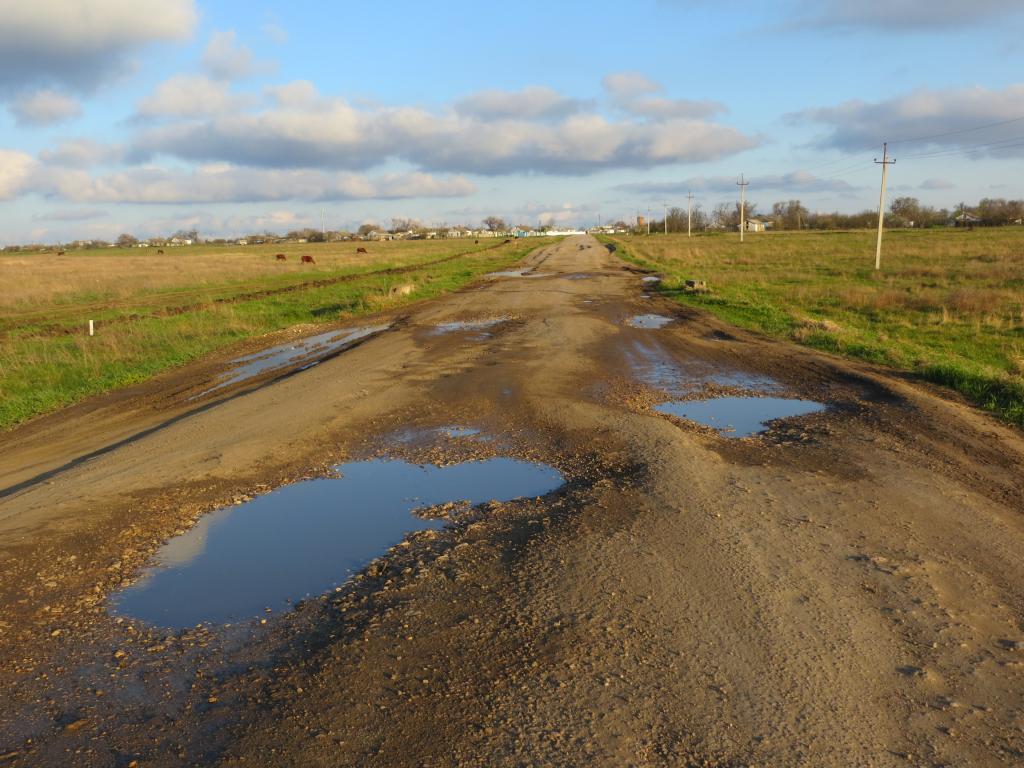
888 115 1024 147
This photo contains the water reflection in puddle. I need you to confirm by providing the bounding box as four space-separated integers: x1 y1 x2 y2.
111 458 564 628
432 318 506 336
485 269 551 279
627 340 780 395
564 273 594 280
628 314 673 329
641 276 661 284
655 397 825 437
196 325 388 397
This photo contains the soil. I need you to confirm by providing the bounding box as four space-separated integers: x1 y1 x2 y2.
1 235 1023 767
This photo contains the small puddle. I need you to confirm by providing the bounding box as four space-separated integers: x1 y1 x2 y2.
196 325 388 397
432 318 506 336
641 276 661 284
564 273 595 280
485 269 550 279
655 396 826 437
110 457 564 628
627 340 780 395
628 314 673 329
440 426 482 438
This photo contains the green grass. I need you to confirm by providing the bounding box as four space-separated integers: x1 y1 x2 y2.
602 229 1024 425
0 238 555 430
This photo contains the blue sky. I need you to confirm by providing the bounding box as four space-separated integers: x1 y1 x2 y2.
1 0 1023 243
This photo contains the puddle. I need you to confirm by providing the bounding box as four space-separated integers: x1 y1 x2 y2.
432 318 506 336
564 273 595 280
626 340 781 395
196 325 388 397
655 396 825 437
440 425 482 438
627 314 673 329
485 269 550 279
111 458 564 628
641 276 661 284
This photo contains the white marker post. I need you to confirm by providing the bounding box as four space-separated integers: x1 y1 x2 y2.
88 320 94 336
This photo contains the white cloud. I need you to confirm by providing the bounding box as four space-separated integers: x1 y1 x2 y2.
618 170 858 196
34 208 108 221
0 149 35 199
794 85 1024 155
454 86 590 120
28 163 477 204
129 81 754 175
39 139 124 167
0 0 197 93
602 71 725 119
919 178 954 190
9 90 81 126
137 75 256 118
797 0 1022 29
202 30 266 81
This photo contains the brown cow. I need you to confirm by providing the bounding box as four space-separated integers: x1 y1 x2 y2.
157 249 165 255
503 238 511 244
301 254 315 264
356 247 368 254
474 239 479 244
275 253 287 261
57 251 66 256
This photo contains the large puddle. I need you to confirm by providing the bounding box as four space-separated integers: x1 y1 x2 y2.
111 457 563 628
655 397 826 437
196 325 388 397
484 269 550 279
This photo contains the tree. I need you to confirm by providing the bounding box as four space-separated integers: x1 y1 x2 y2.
771 200 809 230
356 223 378 236
116 233 138 247
482 216 507 232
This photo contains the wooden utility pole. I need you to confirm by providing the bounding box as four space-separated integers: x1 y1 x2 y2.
686 191 694 238
737 174 749 243
874 143 895 270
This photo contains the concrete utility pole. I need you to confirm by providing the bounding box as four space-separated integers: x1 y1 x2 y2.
874 143 895 270
646 208 651 235
686 191 695 238
736 174 749 243
321 207 326 237
664 202 668 235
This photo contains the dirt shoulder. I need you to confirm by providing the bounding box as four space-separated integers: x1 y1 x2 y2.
1 236 1023 766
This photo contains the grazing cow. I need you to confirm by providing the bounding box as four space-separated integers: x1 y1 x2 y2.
356 247 368 254
474 239 479 244
57 251 65 256
301 254 315 264
275 253 287 261
503 238 511 244
157 249 165 255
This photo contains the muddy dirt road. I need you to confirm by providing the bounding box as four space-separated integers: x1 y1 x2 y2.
2 235 1023 766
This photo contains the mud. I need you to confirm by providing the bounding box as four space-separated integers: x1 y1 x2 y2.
2 235 1024 767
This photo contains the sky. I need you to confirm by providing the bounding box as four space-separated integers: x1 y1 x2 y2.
1 0 1023 244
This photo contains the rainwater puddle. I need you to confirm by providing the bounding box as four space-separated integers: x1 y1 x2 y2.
655 397 825 437
111 457 564 628
485 269 550 279
628 314 673 329
195 325 388 397
432 318 506 335
564 273 595 280
440 426 482 438
627 340 780 395
641 276 661 284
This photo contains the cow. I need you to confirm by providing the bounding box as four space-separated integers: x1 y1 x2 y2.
301 254 315 264
57 251 65 256
356 247 368 254
474 239 479 244
275 253 287 261
503 238 511 244
157 249 165 255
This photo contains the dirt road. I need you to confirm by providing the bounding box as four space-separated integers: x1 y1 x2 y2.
2 235 1023 766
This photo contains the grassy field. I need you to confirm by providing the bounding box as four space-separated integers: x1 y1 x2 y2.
0 238 552 430
603 228 1024 426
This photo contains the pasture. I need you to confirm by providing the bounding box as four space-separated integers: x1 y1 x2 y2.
605 228 1024 425
0 238 547 430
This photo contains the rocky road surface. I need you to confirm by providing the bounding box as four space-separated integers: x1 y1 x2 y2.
1 235 1023 766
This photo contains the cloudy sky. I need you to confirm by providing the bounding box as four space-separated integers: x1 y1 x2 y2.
1 0 1023 243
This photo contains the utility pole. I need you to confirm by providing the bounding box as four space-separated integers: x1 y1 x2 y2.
664 202 668 235
686 191 695 238
646 207 651 235
736 174 749 243
320 207 326 238
874 143 895 270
